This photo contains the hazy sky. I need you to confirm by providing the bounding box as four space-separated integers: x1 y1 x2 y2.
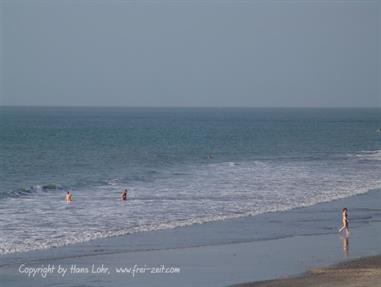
1 0 380 107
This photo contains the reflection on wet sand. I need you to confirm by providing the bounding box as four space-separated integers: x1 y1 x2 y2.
342 235 349 257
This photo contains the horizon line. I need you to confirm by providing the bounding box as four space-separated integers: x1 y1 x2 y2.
1 105 380 109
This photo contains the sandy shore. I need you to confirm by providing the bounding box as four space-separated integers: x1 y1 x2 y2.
236 255 381 287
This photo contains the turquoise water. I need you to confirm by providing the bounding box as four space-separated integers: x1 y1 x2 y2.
0 107 380 254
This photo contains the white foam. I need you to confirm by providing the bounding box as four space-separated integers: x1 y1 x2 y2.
352 150 381 161
1 151 381 255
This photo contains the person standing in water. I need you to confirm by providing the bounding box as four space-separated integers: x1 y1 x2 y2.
338 208 349 234
65 191 73 202
121 189 128 201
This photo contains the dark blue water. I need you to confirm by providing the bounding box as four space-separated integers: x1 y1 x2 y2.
0 107 380 254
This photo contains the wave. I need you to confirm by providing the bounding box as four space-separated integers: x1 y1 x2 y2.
0 184 64 199
1 183 380 256
352 150 381 161
1 150 381 255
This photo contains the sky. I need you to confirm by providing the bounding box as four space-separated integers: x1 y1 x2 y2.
1 0 380 107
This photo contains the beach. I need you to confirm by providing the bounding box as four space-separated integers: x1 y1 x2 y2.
2 0 380 284
1 188 381 287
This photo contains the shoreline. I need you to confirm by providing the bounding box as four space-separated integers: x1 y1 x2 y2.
1 188 381 286
235 254 381 287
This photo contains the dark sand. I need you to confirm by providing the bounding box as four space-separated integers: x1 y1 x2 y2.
235 255 381 287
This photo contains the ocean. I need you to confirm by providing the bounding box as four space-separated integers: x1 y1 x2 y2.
1 107 380 255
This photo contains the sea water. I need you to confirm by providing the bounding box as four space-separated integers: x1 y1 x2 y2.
0 107 380 254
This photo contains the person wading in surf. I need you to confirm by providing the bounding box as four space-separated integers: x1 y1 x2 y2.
121 189 128 201
65 191 73 202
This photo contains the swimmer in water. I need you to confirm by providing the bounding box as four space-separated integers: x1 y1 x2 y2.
338 208 349 235
65 191 73 202
121 189 128 201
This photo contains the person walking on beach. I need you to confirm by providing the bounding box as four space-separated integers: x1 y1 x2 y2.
65 191 73 202
338 208 349 234
121 189 128 201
